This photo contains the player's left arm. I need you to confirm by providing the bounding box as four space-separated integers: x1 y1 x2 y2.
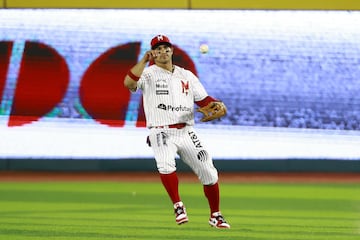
195 96 227 122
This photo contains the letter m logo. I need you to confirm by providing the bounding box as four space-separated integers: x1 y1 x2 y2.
181 80 189 95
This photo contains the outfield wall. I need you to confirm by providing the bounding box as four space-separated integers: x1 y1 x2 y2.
2 159 360 173
1 5 360 172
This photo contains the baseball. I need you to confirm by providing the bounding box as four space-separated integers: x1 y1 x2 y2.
199 44 209 54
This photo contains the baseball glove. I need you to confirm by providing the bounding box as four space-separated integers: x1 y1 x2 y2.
197 101 227 122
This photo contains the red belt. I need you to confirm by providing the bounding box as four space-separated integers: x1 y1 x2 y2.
153 123 187 129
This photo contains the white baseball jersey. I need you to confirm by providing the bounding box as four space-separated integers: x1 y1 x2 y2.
134 64 218 185
136 65 208 128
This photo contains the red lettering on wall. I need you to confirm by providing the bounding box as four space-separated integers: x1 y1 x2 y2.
135 97 146 127
0 41 13 107
2 40 197 128
172 45 198 76
8 41 70 126
79 42 140 127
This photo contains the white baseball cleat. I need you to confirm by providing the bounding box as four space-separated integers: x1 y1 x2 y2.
174 201 189 225
209 211 230 229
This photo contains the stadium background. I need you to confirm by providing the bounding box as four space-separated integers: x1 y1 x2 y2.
1 0 360 173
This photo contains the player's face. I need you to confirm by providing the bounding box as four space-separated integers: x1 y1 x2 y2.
153 45 173 63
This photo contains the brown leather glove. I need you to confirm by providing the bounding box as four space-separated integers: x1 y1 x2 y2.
197 101 227 122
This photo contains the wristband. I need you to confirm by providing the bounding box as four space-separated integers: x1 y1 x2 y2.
195 96 218 107
128 70 140 81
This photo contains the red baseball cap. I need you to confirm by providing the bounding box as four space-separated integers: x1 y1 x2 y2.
151 34 172 50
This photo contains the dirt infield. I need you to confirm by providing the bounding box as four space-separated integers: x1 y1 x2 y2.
1 171 360 183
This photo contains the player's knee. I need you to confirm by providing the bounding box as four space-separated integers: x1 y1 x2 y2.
198 170 218 185
157 163 176 174
201 175 218 185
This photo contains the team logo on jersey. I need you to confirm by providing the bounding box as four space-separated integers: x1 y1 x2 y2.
156 83 168 88
156 90 169 95
156 132 168 146
181 81 189 95
157 104 191 112
197 150 209 162
155 79 167 83
156 83 169 95
157 103 167 110
188 131 203 148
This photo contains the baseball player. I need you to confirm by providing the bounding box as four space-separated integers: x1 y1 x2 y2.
124 34 230 228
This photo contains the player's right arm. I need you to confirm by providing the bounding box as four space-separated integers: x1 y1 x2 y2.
124 50 155 91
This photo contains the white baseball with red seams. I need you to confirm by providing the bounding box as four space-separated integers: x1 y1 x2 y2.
135 64 219 185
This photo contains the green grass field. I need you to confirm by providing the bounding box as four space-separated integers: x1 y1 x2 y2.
0 181 359 240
